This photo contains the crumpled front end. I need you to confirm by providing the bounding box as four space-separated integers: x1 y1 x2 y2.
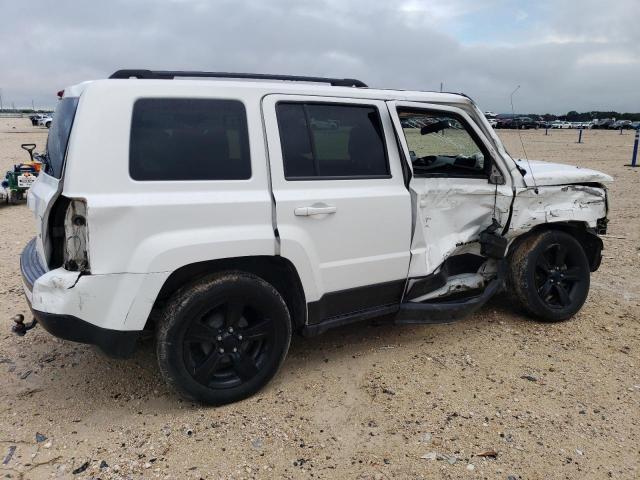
509 184 609 236
507 182 609 273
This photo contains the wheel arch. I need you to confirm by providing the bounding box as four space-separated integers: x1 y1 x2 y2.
508 221 603 272
150 256 307 332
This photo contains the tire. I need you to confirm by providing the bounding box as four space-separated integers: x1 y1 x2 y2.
506 230 590 322
156 271 292 405
45 121 51 128
7 190 19 205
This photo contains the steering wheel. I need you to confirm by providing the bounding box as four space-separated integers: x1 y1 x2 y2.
414 155 438 167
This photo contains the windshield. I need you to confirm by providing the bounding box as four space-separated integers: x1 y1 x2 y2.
45 97 79 178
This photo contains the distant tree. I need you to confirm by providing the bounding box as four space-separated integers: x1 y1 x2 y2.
566 111 580 120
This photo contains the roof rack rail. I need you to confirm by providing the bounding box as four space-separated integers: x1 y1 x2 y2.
109 69 367 88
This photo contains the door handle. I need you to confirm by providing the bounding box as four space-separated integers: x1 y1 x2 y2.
294 204 337 216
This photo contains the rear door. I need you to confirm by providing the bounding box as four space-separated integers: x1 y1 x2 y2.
262 95 411 323
388 101 513 278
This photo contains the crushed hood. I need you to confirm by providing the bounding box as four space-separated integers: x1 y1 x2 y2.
514 159 613 187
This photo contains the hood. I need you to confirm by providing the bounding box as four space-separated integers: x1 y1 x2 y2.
514 159 613 187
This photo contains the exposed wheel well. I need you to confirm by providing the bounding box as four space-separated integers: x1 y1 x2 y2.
149 256 307 332
508 222 603 272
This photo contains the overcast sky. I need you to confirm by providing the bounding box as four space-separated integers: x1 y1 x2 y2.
1 0 638 113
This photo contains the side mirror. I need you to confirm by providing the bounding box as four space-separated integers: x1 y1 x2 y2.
420 120 450 135
21 144 36 161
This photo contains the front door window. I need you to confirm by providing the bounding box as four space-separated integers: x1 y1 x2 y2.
398 110 488 178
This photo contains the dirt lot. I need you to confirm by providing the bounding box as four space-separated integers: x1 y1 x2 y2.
0 118 638 479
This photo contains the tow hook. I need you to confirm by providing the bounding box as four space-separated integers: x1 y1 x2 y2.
11 314 37 336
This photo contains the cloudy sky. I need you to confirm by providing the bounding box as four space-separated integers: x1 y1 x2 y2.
1 0 638 113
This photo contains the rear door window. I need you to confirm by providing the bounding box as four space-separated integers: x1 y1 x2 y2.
276 102 389 179
45 97 79 179
129 98 251 181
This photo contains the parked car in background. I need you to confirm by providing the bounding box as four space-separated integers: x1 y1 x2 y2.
494 118 513 129
592 119 614 129
29 114 45 126
551 121 571 129
37 114 53 128
610 120 633 130
487 118 498 128
631 121 640 130
511 117 537 129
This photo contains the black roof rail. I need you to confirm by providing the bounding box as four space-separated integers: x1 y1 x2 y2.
109 69 367 87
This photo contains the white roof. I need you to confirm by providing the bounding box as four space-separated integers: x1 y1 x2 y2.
64 78 473 106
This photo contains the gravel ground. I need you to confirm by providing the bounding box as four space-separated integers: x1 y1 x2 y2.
0 119 638 479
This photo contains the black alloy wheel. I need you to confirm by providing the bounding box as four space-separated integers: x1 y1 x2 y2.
533 242 584 309
507 230 591 322
156 271 292 405
183 299 274 389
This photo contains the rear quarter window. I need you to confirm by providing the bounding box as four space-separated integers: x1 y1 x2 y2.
129 98 251 181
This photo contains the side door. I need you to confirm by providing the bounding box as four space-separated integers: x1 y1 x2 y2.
262 95 412 323
388 101 513 279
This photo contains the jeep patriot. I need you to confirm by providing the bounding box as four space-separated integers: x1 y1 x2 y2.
19 70 611 404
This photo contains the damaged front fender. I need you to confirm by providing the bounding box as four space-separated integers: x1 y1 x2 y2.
507 184 608 271
508 184 608 235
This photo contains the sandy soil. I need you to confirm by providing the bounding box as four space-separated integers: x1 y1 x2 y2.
0 119 638 479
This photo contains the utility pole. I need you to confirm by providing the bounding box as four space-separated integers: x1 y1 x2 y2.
0 88 3 112
32 99 35 111
440 82 443 92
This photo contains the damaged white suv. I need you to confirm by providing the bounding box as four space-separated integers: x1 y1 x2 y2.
20 70 611 405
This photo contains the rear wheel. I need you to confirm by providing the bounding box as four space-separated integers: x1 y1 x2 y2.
156 271 292 405
507 230 590 322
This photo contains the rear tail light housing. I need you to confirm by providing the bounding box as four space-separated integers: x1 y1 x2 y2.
63 199 90 272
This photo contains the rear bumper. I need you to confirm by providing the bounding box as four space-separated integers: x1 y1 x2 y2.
20 237 143 358
31 310 140 358
20 237 46 294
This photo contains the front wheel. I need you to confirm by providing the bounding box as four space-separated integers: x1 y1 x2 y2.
156 271 292 405
506 230 591 322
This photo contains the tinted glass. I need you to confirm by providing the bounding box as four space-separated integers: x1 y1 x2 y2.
130 99 251 181
45 97 79 178
399 110 487 177
276 103 315 177
277 103 389 179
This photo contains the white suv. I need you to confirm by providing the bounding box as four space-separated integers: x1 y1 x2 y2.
20 70 611 405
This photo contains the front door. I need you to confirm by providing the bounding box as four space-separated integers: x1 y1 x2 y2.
263 95 412 322
388 101 513 278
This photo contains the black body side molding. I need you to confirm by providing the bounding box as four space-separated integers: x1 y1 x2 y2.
395 277 503 325
302 265 505 335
